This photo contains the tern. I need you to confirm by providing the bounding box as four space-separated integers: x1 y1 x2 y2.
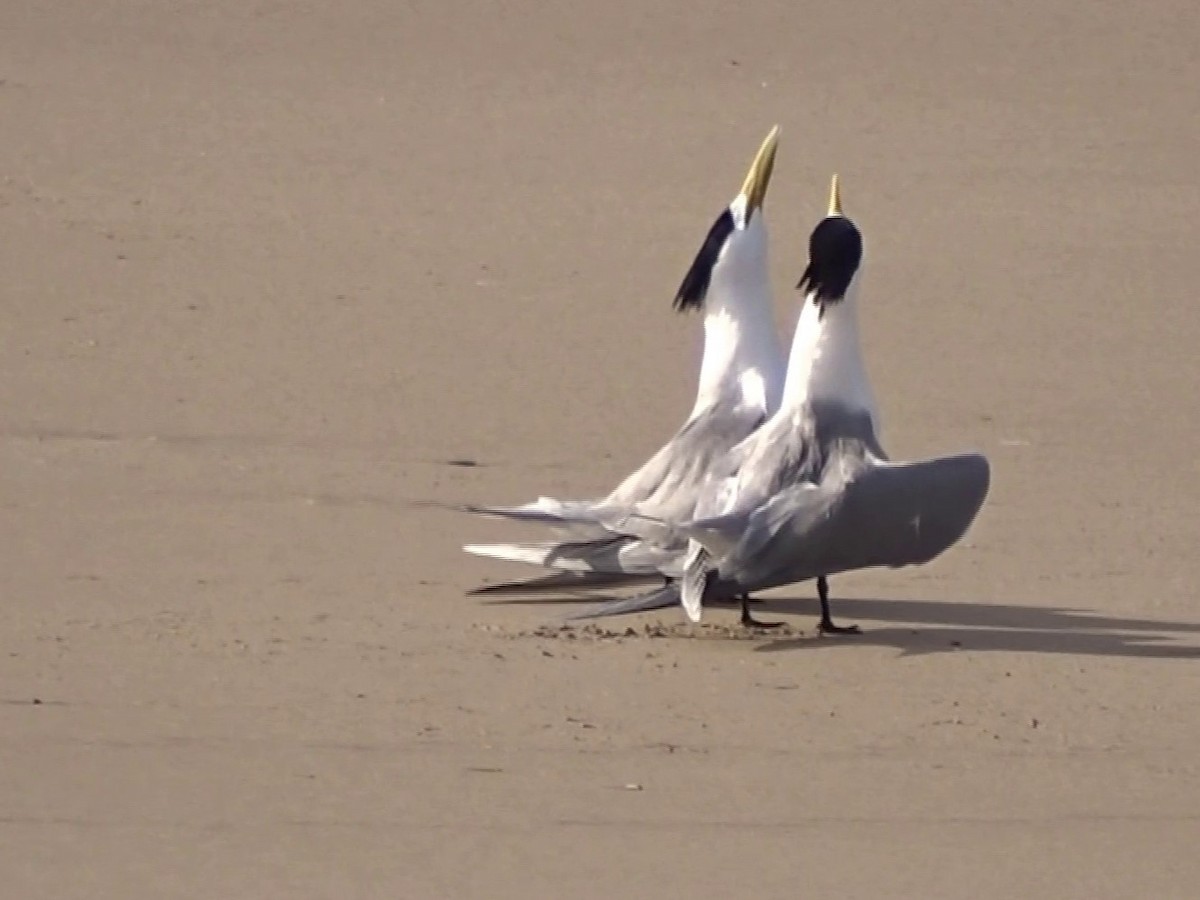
463 127 787 583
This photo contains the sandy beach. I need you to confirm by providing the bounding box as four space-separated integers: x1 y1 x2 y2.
3 1 1199 896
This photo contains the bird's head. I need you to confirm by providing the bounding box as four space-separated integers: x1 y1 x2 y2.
796 175 864 316
673 125 779 313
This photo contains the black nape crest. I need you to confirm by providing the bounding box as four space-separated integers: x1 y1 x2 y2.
795 216 863 310
673 208 736 313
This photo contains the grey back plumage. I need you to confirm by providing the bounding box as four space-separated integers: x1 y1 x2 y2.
600 385 769 524
702 400 883 518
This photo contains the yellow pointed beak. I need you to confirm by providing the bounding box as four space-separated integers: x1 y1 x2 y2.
828 174 843 216
740 125 780 215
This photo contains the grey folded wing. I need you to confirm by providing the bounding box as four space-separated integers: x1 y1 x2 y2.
600 391 768 526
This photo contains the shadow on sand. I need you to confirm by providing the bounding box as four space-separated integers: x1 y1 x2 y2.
487 591 1200 660
754 596 1200 659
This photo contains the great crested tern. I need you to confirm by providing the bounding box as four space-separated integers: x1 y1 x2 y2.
463 127 787 581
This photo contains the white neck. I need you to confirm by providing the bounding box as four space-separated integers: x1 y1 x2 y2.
690 214 785 418
780 274 877 424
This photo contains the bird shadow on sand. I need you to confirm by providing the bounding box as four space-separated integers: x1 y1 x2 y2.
487 591 1200 660
748 596 1200 660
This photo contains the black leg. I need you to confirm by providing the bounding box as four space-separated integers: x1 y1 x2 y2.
739 594 785 629
817 576 860 635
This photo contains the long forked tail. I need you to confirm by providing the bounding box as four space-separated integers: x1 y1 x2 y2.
468 570 660 596
567 581 682 621
464 533 630 573
680 541 712 623
464 530 685 578
463 497 608 535
464 540 592 571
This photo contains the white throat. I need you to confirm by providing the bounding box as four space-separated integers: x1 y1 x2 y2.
780 273 878 425
691 211 785 418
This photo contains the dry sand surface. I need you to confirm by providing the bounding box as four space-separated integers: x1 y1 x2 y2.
4 1 1200 897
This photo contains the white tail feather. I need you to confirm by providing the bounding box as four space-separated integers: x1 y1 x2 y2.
463 542 592 572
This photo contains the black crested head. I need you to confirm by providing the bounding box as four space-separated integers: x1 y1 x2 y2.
795 215 863 309
673 208 736 313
